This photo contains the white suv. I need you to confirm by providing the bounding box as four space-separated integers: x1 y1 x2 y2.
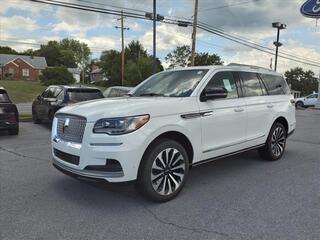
52 65 296 202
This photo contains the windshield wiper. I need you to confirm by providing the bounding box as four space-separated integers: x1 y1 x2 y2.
139 93 164 97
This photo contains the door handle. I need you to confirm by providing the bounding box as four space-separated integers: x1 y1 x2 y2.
234 107 244 112
267 104 274 108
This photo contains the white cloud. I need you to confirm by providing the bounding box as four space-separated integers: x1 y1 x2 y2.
0 15 39 31
226 39 320 74
140 24 192 53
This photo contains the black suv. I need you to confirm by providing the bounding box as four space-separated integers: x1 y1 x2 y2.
32 86 104 123
0 87 19 135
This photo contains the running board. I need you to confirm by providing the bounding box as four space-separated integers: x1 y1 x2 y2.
191 144 265 167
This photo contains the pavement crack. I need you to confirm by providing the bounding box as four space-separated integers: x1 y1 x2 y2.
141 203 232 239
0 146 46 162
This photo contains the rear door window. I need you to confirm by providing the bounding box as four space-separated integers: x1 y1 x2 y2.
66 89 103 102
239 72 264 97
0 90 10 102
260 74 291 95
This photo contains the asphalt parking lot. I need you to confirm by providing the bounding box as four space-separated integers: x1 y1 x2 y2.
1 109 319 240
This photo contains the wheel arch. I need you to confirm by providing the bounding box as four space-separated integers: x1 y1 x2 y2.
139 130 195 173
273 116 289 135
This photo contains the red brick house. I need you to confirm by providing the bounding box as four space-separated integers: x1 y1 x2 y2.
0 54 47 81
89 64 108 83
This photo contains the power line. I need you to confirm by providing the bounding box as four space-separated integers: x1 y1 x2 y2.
199 0 261 12
17 0 320 67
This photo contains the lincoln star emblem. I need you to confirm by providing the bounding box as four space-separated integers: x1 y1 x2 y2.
63 118 70 133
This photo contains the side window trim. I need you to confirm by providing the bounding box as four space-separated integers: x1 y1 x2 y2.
257 74 269 96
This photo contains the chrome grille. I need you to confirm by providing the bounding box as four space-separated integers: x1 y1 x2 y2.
56 114 86 143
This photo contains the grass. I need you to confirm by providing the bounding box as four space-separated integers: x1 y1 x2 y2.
0 80 46 103
19 113 32 122
0 80 107 103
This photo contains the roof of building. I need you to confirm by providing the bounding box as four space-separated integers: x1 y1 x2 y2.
67 68 81 74
0 54 47 69
90 68 103 74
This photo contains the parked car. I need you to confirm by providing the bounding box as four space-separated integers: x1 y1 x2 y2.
294 93 319 108
0 87 19 135
32 86 103 123
103 86 133 98
51 65 296 202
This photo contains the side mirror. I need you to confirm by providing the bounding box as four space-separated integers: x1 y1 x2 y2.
200 87 228 102
37 95 42 101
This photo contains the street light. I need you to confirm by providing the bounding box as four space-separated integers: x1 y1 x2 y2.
272 22 286 72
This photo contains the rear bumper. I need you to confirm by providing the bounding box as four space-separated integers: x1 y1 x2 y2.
0 121 18 130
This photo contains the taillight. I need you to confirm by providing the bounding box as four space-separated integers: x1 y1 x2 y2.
7 113 17 123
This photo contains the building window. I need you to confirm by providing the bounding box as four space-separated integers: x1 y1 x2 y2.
22 69 30 77
8 68 14 75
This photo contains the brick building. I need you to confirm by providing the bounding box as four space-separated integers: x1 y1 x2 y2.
0 54 47 81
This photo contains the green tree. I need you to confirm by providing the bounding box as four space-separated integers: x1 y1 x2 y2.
37 39 90 68
0 46 18 55
165 45 191 69
99 41 163 87
165 45 223 69
40 66 75 86
285 67 318 96
195 52 223 66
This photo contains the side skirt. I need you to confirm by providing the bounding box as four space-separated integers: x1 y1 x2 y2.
191 144 265 167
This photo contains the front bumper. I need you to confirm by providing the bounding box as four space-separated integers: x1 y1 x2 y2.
51 117 148 182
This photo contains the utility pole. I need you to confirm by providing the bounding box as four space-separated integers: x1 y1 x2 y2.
191 0 199 66
317 70 320 109
152 0 157 73
81 45 84 87
115 11 129 86
272 22 286 72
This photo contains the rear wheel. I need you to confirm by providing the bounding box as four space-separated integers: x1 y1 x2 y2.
258 122 287 161
137 139 189 202
295 101 304 109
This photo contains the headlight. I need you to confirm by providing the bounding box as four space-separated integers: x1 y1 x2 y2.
93 114 150 135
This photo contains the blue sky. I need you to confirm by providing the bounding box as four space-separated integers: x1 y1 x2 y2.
0 0 319 73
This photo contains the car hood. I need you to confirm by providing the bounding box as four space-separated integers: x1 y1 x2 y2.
56 97 197 122
294 97 305 101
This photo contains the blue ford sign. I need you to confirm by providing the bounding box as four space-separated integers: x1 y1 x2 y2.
301 0 320 18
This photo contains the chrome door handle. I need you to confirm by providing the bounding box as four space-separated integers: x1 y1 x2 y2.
267 104 274 108
234 107 244 112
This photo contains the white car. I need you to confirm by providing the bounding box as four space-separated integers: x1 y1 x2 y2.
294 93 319 108
52 64 296 202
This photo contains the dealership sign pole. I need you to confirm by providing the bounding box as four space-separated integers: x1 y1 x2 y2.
300 0 320 108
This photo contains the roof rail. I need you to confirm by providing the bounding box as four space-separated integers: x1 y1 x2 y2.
228 63 274 72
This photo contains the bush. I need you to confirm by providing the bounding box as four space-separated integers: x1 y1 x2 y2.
40 66 75 86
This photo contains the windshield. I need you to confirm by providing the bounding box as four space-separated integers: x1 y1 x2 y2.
66 89 103 102
0 91 10 103
132 69 209 97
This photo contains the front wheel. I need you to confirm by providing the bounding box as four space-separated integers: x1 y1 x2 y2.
137 139 189 202
258 122 287 161
295 101 304 109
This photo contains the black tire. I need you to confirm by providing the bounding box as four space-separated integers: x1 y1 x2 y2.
32 111 42 124
295 101 304 109
8 126 19 135
137 138 189 202
258 122 287 161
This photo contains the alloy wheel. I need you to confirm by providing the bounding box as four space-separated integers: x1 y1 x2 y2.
150 148 186 196
271 127 286 157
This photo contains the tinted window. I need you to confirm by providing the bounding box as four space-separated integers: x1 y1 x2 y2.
240 72 264 97
306 94 318 99
42 87 56 98
205 71 238 99
260 74 290 95
109 89 119 97
66 89 103 102
0 90 10 102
